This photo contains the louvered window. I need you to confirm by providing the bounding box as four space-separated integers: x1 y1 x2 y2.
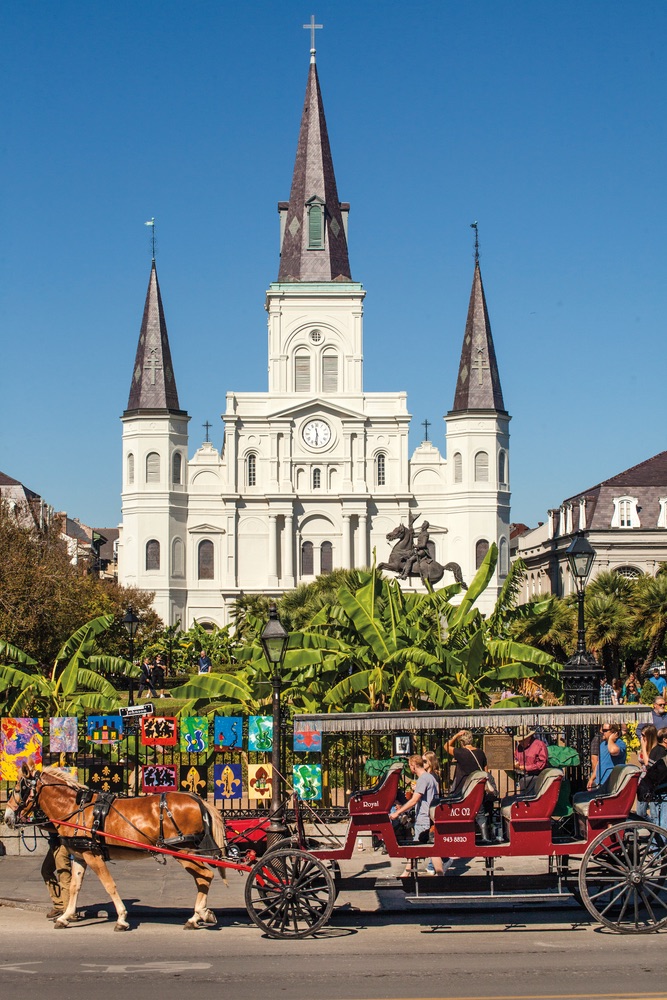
474 451 488 482
146 539 160 571
313 468 321 489
376 453 386 487
499 451 507 486
321 541 333 573
476 539 489 569
295 352 311 392
246 453 257 487
322 352 338 392
198 540 214 580
454 452 462 483
172 452 182 485
127 453 135 485
146 452 160 484
302 541 314 575
308 203 324 249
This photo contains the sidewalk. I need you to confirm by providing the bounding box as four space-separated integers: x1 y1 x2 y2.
0 835 581 921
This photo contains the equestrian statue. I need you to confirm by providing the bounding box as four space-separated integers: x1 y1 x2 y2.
377 511 467 588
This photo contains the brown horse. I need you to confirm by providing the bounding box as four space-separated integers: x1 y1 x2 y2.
5 765 227 931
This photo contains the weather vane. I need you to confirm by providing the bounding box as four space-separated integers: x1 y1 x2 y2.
144 218 156 261
470 221 480 263
303 14 322 62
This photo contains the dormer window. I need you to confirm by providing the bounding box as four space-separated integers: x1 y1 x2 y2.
611 496 640 528
306 196 325 249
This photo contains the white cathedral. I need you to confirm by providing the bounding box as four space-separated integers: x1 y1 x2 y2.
118 48 511 627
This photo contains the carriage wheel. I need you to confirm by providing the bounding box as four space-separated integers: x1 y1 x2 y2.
266 836 341 894
245 848 335 939
578 820 667 933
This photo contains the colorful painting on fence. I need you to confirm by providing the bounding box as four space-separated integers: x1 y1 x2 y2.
141 716 177 746
142 764 178 793
293 728 322 752
293 764 322 800
247 763 273 801
86 716 123 743
214 763 243 801
87 764 124 793
50 717 79 753
179 717 209 753
214 716 243 751
179 764 208 795
0 718 43 781
248 716 273 752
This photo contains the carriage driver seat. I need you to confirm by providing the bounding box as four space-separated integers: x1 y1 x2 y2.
348 762 405 816
501 767 564 832
572 764 640 837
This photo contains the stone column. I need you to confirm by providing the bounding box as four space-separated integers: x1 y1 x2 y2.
268 514 278 586
358 511 368 567
342 514 352 569
284 512 294 587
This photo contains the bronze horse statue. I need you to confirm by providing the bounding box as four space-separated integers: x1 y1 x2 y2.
6 764 227 931
378 517 467 588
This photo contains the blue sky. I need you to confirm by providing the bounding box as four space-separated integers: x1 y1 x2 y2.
2 1 666 529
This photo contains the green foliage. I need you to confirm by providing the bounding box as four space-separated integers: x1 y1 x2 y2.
641 680 660 704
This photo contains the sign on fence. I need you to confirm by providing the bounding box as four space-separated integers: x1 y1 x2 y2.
119 704 154 719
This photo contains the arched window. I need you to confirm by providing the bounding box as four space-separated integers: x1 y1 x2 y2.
198 540 214 580
321 541 333 573
127 453 135 485
146 539 160 571
172 537 185 578
172 452 182 485
376 453 386 487
454 452 462 483
475 539 489 569
499 537 508 576
295 350 311 392
499 451 507 486
246 453 257 487
146 451 160 484
302 541 314 575
312 467 321 489
474 451 489 483
322 351 338 392
308 201 324 249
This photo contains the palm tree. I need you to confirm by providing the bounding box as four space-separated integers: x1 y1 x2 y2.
633 574 667 676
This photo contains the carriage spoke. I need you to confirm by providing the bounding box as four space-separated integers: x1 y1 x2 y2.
587 880 627 902
599 883 630 918
638 887 658 925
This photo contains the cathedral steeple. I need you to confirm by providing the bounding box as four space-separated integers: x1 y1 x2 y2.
277 57 352 283
125 261 183 415
451 260 506 413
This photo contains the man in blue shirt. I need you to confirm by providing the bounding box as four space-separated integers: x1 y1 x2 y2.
650 667 667 697
588 723 626 789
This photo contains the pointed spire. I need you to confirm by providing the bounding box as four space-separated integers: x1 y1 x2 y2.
451 260 506 413
278 61 352 282
124 261 183 415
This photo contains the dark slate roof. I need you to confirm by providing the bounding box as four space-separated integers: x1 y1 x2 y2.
0 471 39 498
278 62 352 283
124 262 184 415
558 451 667 532
451 262 506 413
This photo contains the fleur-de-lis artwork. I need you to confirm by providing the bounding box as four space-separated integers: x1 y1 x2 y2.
248 716 273 752
86 765 123 793
214 763 242 801
293 728 322 752
248 763 273 801
180 764 208 795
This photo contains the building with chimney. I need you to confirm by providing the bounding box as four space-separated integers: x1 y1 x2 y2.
118 47 511 627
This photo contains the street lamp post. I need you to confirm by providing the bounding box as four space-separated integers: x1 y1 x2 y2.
260 603 289 849
562 533 604 706
121 606 140 706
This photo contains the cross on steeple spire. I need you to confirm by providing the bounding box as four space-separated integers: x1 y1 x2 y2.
303 14 322 63
422 419 431 441
203 421 212 443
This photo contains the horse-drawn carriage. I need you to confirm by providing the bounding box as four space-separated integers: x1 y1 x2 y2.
6 705 667 939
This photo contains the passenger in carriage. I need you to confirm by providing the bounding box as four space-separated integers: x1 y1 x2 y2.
513 727 548 794
443 730 494 843
587 723 626 790
390 755 444 877
422 752 446 872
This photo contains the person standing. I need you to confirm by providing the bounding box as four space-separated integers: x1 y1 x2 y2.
197 650 212 674
391 754 444 877
152 655 166 698
42 827 73 920
137 655 157 699
588 723 626 789
650 667 667 697
637 695 667 738
599 679 613 706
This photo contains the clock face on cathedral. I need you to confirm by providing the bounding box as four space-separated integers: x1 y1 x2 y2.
302 419 331 448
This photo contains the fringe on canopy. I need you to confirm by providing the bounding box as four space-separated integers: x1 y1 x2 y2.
295 705 653 733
